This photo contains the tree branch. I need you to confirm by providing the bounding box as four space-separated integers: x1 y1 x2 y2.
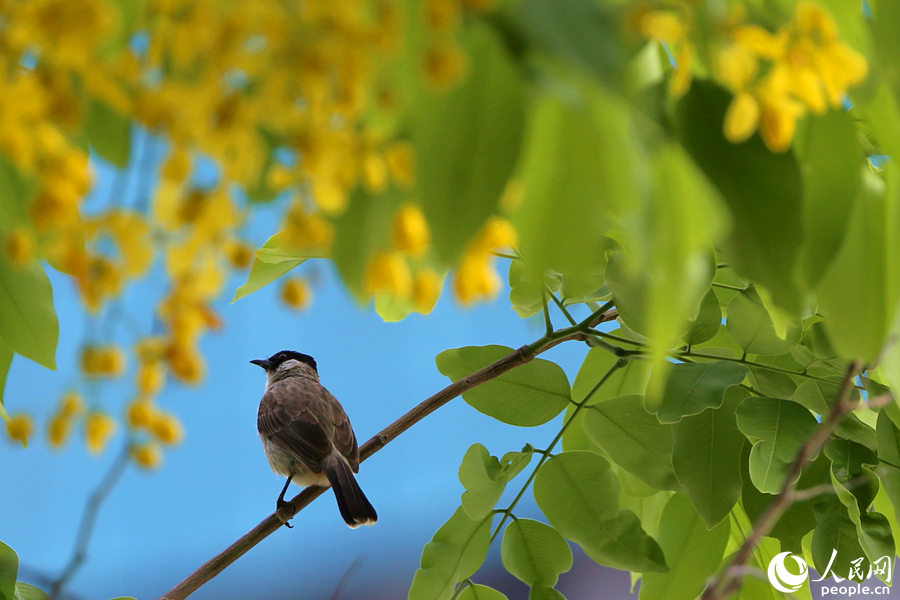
701 359 864 600
157 309 619 600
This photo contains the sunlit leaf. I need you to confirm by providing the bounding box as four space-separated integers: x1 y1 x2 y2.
672 388 747 528
736 397 819 494
812 495 869 582
408 507 493 600
583 394 679 491
458 443 533 520
501 519 573 586
436 346 570 426
457 584 508 600
638 494 730 600
725 288 801 356
0 540 17 600
646 361 748 424
533 451 667 572
685 288 721 346
232 231 309 302
0 257 58 369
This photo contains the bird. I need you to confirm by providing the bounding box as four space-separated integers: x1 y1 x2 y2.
252 350 377 528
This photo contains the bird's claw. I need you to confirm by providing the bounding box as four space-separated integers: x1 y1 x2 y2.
276 499 294 528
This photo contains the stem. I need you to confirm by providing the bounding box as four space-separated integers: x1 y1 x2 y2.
489 360 625 543
542 289 554 337
702 360 863 600
711 282 746 292
157 309 620 600
680 350 864 388
547 289 577 326
51 442 132 599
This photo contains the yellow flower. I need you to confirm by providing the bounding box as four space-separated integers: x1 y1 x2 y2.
126 398 155 430
85 412 116 454
150 412 183 445
6 413 33 447
362 152 388 193
131 442 162 470
425 0 460 33
5 227 35 267
135 337 167 363
392 204 431 257
60 392 84 416
670 42 693 98
640 10 684 44
283 205 334 250
472 217 517 252
454 252 500 305
161 146 192 183
312 178 347 214
731 25 787 60
281 277 312 310
47 413 72 448
386 142 415 188
166 344 205 385
267 164 294 190
137 361 165 396
717 43 758 92
424 42 468 92
413 269 442 314
226 240 254 270
80 345 125 377
365 251 412 299
724 92 760 143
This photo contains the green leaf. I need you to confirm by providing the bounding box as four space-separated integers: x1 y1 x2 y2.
685 288 721 346
583 394 679 491
501 519 573 587
533 451 667 573
414 21 524 264
791 379 834 415
0 257 58 369
793 110 862 289
647 361 749 424
435 346 570 427
672 388 747 528
858 512 895 583
834 415 878 454
514 83 637 301
528 587 567 600
232 231 310 302
517 0 623 84
639 494 730 600
825 438 879 514
725 288 801 356
457 584 508 600
0 541 17 600
458 443 533 520
0 155 32 227
675 80 805 314
819 166 900 362
14 583 50 600
736 398 819 494
332 187 405 299
563 348 650 453
409 507 493 600
0 341 11 421
812 495 869 582
747 366 796 399
877 410 900 523
85 100 131 168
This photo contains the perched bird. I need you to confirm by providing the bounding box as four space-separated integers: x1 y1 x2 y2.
252 350 377 528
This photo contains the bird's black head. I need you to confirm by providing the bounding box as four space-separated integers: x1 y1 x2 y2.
250 350 317 372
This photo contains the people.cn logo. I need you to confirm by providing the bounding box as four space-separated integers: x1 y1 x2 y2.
768 552 810 592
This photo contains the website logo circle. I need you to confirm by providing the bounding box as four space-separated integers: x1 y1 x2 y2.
767 552 809 592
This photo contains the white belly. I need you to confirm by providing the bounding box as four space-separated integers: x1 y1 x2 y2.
260 434 329 487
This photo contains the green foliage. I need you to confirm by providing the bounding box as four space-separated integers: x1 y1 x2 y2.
725 288 800 356
0 342 11 420
233 231 309 301
0 541 51 600
638 494 730 600
85 100 132 169
409 507 493 600
414 21 524 265
532 451 667 572
647 361 748 424
457 584 508 600
458 443 532 520
500 519 572 587
737 398 819 494
671 388 747 528
583 394 679 491
0 256 58 369
435 346 570 426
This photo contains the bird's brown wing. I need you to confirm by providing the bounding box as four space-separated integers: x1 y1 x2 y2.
325 388 360 471
257 378 333 472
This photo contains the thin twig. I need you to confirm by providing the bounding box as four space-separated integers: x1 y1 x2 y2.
157 309 620 600
328 557 364 600
51 442 132 599
547 289 577 326
701 360 864 600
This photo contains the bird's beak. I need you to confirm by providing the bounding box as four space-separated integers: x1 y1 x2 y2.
250 359 271 369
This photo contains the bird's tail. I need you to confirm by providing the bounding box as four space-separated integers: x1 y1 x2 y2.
324 458 378 528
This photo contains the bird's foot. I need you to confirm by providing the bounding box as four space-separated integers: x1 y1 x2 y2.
276 498 294 528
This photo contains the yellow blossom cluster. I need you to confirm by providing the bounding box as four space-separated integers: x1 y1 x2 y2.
422 0 498 91
47 391 85 448
5 413 33 448
717 2 867 151
125 396 183 469
639 2 867 153
364 203 443 314
454 217 517 305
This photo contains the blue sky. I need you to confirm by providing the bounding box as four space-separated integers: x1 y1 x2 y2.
0 148 602 599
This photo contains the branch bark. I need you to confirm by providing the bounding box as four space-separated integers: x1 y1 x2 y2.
157 310 618 600
701 359 864 600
